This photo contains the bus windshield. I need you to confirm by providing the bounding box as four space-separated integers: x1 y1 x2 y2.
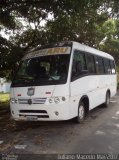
12 54 70 87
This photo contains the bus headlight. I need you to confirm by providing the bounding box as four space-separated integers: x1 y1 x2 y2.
54 97 60 104
49 98 53 103
48 96 67 104
10 98 17 104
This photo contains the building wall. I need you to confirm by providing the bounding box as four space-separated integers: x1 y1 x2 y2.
0 82 11 93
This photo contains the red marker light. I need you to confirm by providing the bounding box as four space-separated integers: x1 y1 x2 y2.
17 94 21 96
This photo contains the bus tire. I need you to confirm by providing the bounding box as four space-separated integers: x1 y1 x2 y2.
75 101 86 123
104 91 110 108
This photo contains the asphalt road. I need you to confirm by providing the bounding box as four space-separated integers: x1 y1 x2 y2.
0 92 119 155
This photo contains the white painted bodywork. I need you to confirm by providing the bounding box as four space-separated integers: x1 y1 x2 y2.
10 85 72 121
10 42 117 121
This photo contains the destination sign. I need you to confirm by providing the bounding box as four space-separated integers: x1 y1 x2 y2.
23 47 71 59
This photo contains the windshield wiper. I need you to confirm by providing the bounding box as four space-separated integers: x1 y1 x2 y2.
13 76 35 83
15 75 35 80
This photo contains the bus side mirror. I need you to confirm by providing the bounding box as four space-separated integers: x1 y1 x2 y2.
11 64 19 79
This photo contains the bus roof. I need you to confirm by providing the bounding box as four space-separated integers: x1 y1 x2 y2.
25 41 114 60
72 41 114 60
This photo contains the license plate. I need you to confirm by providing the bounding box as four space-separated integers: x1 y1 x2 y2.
26 116 38 121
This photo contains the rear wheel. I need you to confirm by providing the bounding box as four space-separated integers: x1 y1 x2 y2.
104 91 110 108
75 102 86 123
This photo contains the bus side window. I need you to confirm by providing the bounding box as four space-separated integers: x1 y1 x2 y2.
104 59 111 74
85 54 96 74
95 56 105 74
71 50 87 80
110 60 116 74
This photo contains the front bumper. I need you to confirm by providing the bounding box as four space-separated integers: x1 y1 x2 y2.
10 101 73 121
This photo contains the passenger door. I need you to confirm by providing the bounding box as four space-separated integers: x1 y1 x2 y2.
70 50 99 110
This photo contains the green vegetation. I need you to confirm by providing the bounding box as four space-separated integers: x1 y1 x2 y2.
0 93 10 103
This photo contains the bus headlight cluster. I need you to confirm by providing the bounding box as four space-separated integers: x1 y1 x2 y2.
10 98 17 104
54 97 60 103
49 97 60 104
48 97 66 104
49 98 53 103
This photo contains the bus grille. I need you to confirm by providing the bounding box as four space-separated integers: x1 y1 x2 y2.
18 98 47 104
19 110 49 118
20 110 47 113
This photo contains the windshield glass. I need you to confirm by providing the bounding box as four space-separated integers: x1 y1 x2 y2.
12 54 70 87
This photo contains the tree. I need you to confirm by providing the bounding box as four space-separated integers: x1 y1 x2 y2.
0 0 119 78
99 19 119 65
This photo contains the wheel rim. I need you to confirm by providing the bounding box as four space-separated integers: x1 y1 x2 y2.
79 105 85 120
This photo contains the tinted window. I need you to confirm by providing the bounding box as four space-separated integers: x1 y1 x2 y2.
104 59 111 74
86 54 96 74
110 60 116 74
95 56 105 74
71 50 87 80
12 54 70 87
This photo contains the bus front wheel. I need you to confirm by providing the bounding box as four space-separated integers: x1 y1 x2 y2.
104 91 110 108
75 102 86 123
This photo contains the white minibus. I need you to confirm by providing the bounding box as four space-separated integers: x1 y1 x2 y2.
10 41 117 123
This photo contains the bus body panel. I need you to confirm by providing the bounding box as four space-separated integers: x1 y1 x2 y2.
12 84 69 98
10 84 76 121
70 76 100 110
12 85 55 98
70 75 117 111
10 101 73 121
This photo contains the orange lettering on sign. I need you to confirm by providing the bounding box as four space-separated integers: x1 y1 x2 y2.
47 47 68 54
47 49 53 54
60 47 68 53
53 48 60 54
